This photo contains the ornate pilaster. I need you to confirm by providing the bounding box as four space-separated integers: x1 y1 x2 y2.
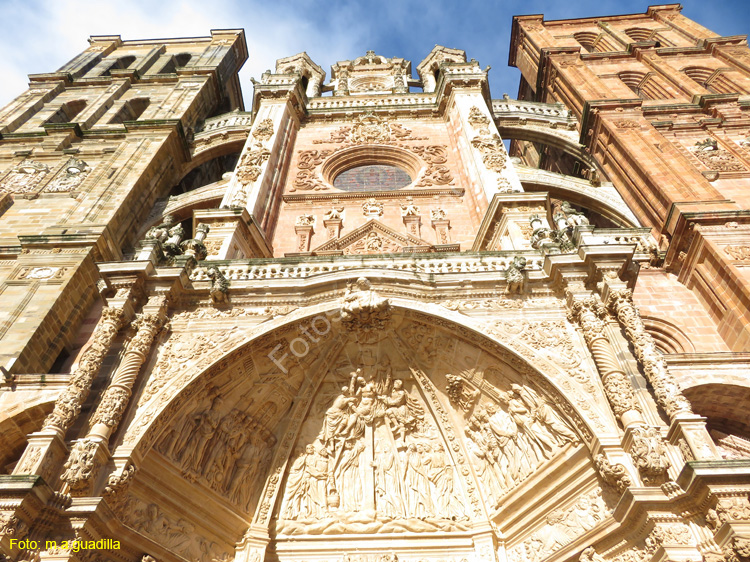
606 288 693 419
13 305 128 484
566 291 644 428
605 286 718 460
60 295 167 496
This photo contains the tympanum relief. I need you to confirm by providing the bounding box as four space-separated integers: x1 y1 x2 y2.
268 312 586 539
275 348 470 535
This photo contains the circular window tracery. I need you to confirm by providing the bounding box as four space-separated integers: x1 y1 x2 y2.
333 164 411 191
322 145 422 192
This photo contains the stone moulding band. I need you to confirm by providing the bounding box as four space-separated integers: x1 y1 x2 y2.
282 187 465 203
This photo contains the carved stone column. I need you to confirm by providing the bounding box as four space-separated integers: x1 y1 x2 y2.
294 215 315 253
431 209 451 245
403 215 421 238
566 292 645 428
605 286 718 460
88 300 168 440
47 307 128 433
12 306 127 483
60 295 167 496
606 288 692 418
567 289 672 485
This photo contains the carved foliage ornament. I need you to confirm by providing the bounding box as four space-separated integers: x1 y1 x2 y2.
467 105 516 191
61 438 98 493
291 149 333 191
594 453 632 493
412 145 454 186
314 113 425 145
630 425 670 485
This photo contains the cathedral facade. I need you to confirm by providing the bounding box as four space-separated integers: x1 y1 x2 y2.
1 4 750 562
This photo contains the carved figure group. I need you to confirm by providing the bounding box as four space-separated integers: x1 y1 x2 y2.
157 397 275 509
279 356 465 523
464 383 578 504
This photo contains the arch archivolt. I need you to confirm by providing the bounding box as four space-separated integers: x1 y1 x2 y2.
110 286 620 561
515 165 639 227
0 391 56 473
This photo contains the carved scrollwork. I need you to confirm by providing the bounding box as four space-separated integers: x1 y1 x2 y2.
291 149 333 192
412 145 454 186
594 453 632 493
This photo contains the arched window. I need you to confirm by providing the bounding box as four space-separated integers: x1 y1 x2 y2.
574 31 618 53
46 99 87 124
683 66 741 95
101 55 136 76
108 98 150 124
625 27 654 42
618 71 671 100
574 32 599 53
624 27 671 47
174 53 192 67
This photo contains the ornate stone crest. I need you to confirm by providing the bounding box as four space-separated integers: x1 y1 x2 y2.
351 112 391 144
0 159 50 194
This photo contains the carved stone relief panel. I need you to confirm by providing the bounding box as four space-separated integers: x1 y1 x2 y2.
0 160 50 194
120 497 233 562
689 138 746 172
506 488 613 562
44 157 92 193
275 337 471 535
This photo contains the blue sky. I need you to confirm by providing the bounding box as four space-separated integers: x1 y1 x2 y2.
1 0 749 109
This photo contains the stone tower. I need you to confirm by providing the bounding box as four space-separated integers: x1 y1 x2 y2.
1 6 750 562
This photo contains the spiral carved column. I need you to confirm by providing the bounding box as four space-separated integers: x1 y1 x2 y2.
60 297 167 495
566 292 644 428
567 290 672 484
606 287 718 461
606 288 692 419
88 306 167 440
12 306 128 482
44 307 127 433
